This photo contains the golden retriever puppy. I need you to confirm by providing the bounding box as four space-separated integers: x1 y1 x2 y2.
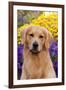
21 26 56 79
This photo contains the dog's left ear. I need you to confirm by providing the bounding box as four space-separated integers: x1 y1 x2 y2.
45 30 53 49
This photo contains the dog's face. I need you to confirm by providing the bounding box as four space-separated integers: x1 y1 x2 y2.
27 27 46 54
21 26 52 54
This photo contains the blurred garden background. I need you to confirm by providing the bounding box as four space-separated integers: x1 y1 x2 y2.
17 10 58 80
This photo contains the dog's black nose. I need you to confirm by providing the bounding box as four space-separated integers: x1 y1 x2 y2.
33 42 38 49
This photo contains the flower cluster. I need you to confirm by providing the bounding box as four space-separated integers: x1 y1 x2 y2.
32 12 58 40
17 44 24 79
49 41 58 77
17 12 58 44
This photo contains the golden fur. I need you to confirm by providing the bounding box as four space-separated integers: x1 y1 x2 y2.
21 26 56 79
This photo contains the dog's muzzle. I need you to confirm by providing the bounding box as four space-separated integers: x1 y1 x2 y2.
30 42 40 54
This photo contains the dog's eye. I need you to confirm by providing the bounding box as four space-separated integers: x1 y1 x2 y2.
39 35 43 38
29 34 34 37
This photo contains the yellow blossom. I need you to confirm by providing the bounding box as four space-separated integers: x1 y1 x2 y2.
17 12 58 44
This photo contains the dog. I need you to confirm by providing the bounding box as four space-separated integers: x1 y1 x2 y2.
20 25 56 79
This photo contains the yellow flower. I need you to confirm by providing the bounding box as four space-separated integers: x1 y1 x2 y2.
17 12 58 44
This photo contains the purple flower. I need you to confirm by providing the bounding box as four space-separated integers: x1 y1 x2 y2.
53 60 58 77
49 40 58 77
49 41 58 56
18 17 25 22
17 43 24 79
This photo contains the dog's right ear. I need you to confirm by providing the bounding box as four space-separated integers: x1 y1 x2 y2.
21 26 32 45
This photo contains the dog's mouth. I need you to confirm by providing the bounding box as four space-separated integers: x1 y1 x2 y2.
30 49 40 54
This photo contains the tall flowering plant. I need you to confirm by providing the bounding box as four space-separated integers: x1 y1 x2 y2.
49 41 58 77
17 44 24 79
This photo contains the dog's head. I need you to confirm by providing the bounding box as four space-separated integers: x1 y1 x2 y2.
21 26 52 54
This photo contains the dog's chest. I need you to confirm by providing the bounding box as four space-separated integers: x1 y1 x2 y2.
25 57 44 78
